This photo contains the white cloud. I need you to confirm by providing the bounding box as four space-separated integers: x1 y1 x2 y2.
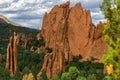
91 11 103 18
0 0 14 4
0 0 106 29
11 19 42 29
4 13 18 18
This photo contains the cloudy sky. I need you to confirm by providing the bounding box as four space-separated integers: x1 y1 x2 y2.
0 0 106 29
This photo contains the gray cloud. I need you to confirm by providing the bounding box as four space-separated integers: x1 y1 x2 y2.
11 15 43 20
0 3 9 8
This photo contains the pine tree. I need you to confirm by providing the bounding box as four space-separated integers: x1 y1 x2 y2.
99 0 120 79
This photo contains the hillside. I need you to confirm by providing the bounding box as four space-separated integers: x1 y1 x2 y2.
0 16 39 54
0 15 21 26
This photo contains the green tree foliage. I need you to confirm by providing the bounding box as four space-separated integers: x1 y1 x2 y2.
45 47 52 53
100 0 120 79
50 76 60 80
61 72 71 80
87 74 97 80
76 76 87 80
0 67 10 80
68 67 80 80
103 75 115 80
61 66 100 80
13 68 22 80
22 67 31 75
61 66 80 80
65 55 104 80
18 47 45 77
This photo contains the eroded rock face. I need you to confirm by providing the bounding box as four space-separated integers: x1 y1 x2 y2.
5 32 18 76
0 54 2 63
37 2 70 78
37 1 108 79
68 3 94 56
86 22 107 62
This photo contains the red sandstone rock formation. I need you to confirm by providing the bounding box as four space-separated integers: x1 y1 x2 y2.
17 33 28 49
0 54 2 63
37 1 108 79
37 32 43 40
37 1 70 78
36 46 46 53
6 32 18 76
68 3 94 56
82 22 107 62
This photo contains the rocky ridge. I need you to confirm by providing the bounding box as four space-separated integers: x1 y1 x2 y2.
0 15 21 26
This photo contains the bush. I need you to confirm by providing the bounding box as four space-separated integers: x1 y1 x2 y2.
22 73 35 80
61 72 71 80
76 76 87 80
87 74 97 80
103 75 115 80
22 67 31 75
50 76 60 80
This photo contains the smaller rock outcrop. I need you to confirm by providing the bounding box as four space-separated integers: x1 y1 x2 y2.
94 21 104 39
36 46 46 53
82 22 107 62
37 32 43 40
37 49 66 79
0 54 2 63
5 32 18 76
17 33 28 48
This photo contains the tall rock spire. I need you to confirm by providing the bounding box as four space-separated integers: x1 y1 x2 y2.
37 1 71 79
6 32 18 76
0 54 2 63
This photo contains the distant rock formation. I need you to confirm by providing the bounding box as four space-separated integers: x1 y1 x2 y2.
17 33 28 48
0 54 2 63
0 15 21 26
37 1 108 79
5 32 18 76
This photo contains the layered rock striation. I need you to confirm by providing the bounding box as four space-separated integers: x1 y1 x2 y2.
37 1 108 78
5 32 18 76
37 2 70 78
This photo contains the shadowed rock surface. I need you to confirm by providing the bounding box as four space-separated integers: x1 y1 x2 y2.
37 1 108 78
0 54 2 63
